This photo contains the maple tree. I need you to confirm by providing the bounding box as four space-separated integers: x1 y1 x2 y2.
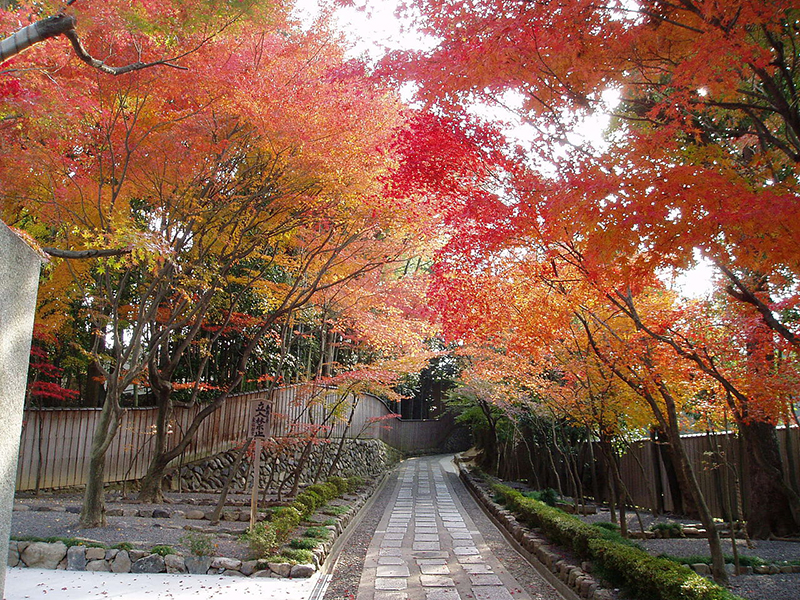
385 0 800 542
1 0 445 523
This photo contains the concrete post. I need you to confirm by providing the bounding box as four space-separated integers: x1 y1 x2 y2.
0 221 42 597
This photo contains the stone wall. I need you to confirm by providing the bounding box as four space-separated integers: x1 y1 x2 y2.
173 438 402 493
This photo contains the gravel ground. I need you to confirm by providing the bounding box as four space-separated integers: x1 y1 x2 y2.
11 489 357 561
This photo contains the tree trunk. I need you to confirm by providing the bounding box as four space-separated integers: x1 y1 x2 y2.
79 399 121 527
739 420 800 538
138 385 172 503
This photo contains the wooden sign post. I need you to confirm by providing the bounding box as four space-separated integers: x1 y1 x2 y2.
248 399 272 529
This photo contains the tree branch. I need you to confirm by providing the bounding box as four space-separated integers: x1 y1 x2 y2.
42 246 132 259
1 11 187 74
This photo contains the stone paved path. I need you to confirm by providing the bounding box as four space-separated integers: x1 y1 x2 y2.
356 455 545 600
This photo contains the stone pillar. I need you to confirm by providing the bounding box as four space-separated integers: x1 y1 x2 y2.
0 221 41 597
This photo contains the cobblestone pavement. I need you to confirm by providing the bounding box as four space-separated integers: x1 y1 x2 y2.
355 455 563 600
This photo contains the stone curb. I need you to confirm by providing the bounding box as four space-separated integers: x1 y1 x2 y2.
458 466 614 600
8 477 382 579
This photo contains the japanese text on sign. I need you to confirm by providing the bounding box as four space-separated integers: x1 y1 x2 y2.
248 400 272 439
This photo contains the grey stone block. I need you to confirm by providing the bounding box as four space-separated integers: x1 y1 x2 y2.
21 542 67 569
111 551 131 573
184 556 212 574
66 545 86 571
131 554 166 573
289 563 315 578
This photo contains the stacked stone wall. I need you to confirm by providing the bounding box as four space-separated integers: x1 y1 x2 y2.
174 438 402 493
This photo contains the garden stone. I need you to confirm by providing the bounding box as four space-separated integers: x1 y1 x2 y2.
7 545 19 568
85 547 106 561
22 542 67 569
131 554 166 573
290 564 316 578
66 546 86 571
86 560 111 572
106 508 124 517
165 554 186 573
186 510 205 520
111 551 131 573
692 564 711 576
137 509 154 518
223 570 246 577
211 557 241 570
153 509 171 519
268 562 293 578
240 560 259 576
252 569 273 577
184 556 212 574
129 550 148 561
105 549 118 560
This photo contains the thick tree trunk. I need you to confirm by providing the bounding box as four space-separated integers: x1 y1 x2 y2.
739 420 800 538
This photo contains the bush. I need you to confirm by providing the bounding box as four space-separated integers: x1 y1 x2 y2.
322 505 349 516
279 548 315 564
347 475 364 491
523 488 559 506
589 539 741 600
289 538 319 550
112 542 135 551
295 490 324 516
327 476 349 495
272 505 303 528
651 521 685 538
304 526 331 540
240 522 278 559
149 545 175 557
181 532 216 556
492 483 603 557
307 483 338 503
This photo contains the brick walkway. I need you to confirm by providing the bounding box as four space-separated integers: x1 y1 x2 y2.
356 455 539 600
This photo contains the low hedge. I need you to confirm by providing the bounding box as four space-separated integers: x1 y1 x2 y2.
491 483 603 557
589 539 740 600
488 482 742 600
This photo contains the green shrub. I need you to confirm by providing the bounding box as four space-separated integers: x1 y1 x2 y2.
347 475 364 491
322 505 349 516
295 490 324 516
181 532 216 556
327 476 349 495
492 483 603 558
522 488 559 506
651 521 685 538
272 505 303 527
280 548 315 564
307 483 338 503
112 542 135 551
322 518 337 526
240 522 278 559
589 539 742 600
303 526 331 540
149 545 175 557
289 538 319 550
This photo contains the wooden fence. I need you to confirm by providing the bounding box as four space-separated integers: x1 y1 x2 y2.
15 385 459 491
511 426 799 521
